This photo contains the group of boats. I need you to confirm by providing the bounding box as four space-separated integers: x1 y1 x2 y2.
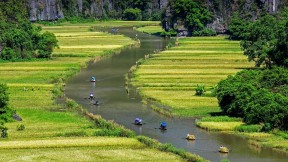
91 76 229 153
134 118 229 153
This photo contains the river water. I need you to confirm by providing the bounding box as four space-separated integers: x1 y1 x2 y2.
65 27 287 162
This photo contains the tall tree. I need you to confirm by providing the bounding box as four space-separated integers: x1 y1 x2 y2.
168 0 212 32
241 11 288 68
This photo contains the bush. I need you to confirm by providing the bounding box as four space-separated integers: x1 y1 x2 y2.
195 84 205 96
16 124 25 131
0 84 13 123
192 28 217 36
0 125 8 138
123 8 142 21
160 29 177 37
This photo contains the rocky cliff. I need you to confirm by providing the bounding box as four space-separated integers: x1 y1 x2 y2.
29 0 169 21
207 0 286 32
28 0 288 31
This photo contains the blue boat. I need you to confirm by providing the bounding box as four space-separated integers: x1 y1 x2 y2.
134 118 143 125
91 76 96 82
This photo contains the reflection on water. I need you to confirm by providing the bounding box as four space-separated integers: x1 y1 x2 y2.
65 27 288 162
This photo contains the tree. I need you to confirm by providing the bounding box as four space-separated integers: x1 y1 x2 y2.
169 0 212 32
239 7 288 68
228 12 251 40
216 67 288 130
123 8 142 20
0 1 58 60
0 84 13 123
37 32 58 58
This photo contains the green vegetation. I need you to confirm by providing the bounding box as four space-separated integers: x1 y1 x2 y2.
0 84 13 124
131 36 253 117
216 67 288 130
123 8 142 21
0 0 58 60
137 26 164 35
229 7 288 68
162 0 213 35
137 136 208 162
0 22 204 161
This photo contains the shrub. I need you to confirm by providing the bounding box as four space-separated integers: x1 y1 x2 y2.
160 29 177 37
0 125 8 138
192 28 217 36
195 84 205 96
16 124 25 131
123 8 142 21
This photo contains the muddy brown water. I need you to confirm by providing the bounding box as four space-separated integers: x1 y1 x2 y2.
65 27 287 162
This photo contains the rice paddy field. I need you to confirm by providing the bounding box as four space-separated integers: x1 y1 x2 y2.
0 21 195 161
137 26 164 35
131 36 254 117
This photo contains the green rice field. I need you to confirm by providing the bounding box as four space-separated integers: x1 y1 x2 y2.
137 26 164 35
132 36 253 117
0 22 198 161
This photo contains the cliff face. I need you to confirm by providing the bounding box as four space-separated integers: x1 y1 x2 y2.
29 0 64 21
207 0 287 32
29 0 288 32
29 0 169 21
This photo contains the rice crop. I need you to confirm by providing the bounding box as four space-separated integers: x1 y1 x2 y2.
43 25 134 57
132 36 253 117
0 137 185 161
0 23 194 161
137 26 164 35
196 122 243 131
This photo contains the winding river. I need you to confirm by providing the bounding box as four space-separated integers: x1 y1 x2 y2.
65 27 287 162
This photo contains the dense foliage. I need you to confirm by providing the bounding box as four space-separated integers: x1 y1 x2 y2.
216 67 288 130
229 8 288 68
0 0 58 61
161 0 212 35
0 84 13 124
123 8 142 21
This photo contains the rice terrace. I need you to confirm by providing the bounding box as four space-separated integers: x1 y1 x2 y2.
1 0 288 162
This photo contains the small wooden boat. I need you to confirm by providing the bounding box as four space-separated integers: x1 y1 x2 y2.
218 146 229 153
186 134 196 140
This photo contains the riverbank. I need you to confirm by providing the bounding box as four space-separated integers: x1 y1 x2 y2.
133 27 288 154
0 21 205 161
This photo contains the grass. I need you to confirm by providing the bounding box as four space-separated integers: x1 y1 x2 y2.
131 36 253 117
137 26 164 35
130 32 288 153
0 22 203 161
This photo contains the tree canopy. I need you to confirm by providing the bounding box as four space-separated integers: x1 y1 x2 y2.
0 84 13 124
229 8 288 68
0 0 58 61
216 67 288 130
167 0 212 32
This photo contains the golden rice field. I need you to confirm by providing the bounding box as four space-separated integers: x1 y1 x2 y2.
132 36 254 117
0 137 185 161
0 22 193 161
